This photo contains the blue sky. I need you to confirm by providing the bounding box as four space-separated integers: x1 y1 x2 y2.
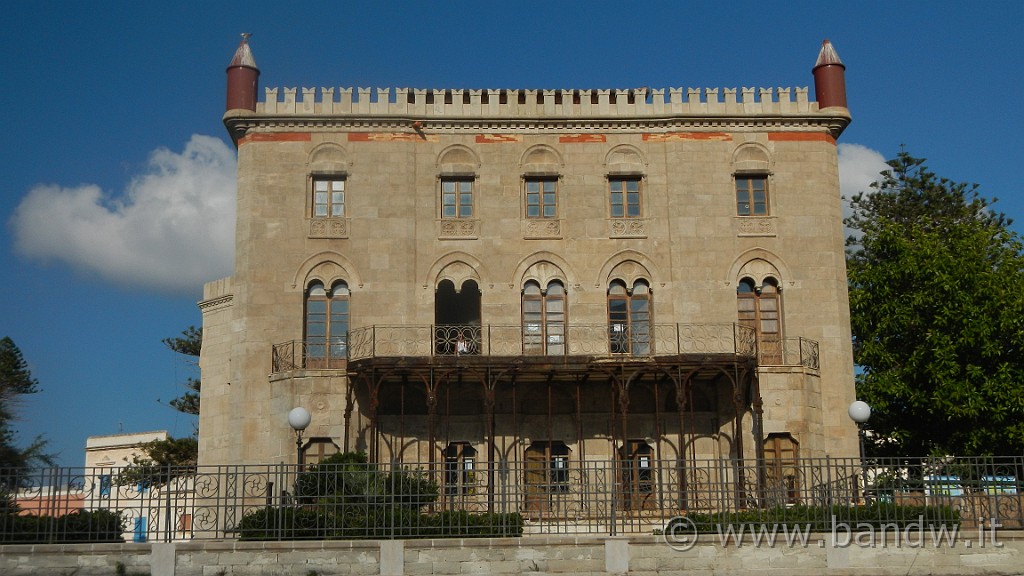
2 2 1021 467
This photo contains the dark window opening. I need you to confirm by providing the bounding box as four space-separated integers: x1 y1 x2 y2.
434 279 481 355
619 439 655 510
443 442 477 496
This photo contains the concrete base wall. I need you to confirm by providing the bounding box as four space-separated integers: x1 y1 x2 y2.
4 533 1023 575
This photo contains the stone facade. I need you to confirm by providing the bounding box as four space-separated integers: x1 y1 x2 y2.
199 39 859 494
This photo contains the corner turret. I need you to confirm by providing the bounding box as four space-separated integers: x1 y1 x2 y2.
226 33 259 113
812 39 847 110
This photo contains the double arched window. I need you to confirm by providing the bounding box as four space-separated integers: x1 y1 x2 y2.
522 280 566 355
305 280 350 367
608 279 651 355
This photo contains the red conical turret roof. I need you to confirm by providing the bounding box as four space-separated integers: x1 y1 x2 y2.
814 39 844 70
228 33 258 69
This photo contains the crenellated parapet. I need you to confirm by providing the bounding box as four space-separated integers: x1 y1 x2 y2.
224 84 850 143
256 85 818 116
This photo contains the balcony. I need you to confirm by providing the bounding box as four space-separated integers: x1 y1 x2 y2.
271 324 818 373
758 337 820 370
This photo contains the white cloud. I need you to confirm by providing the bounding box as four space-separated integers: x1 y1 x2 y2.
9 137 886 293
838 143 889 219
10 135 236 295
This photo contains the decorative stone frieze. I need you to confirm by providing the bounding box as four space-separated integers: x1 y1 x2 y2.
308 217 350 238
522 219 562 239
735 216 777 237
608 218 648 238
437 219 480 239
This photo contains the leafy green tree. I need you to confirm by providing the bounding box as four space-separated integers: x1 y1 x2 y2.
845 150 1024 456
0 336 52 476
116 436 198 489
163 326 201 416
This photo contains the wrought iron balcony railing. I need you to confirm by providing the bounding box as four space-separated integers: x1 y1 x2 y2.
758 337 820 370
272 323 817 373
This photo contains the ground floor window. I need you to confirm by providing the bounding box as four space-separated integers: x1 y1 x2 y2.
764 432 800 504
301 437 341 466
443 442 477 496
619 439 655 510
524 440 570 515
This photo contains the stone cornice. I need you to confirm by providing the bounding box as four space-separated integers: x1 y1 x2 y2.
225 112 851 144
198 293 234 312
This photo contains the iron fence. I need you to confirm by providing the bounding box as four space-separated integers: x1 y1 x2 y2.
3 456 1021 543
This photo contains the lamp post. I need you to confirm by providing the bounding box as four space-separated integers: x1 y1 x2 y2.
288 406 311 469
848 400 871 503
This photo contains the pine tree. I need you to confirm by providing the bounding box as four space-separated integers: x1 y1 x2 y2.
0 336 51 480
163 326 201 416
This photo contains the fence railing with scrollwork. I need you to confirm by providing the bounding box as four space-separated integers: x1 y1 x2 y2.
4 456 1022 542
272 323 784 373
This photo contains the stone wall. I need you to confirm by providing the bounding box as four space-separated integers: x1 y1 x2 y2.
5 533 1024 576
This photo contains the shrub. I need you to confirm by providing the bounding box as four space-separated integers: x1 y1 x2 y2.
418 511 524 538
240 452 519 540
237 506 336 540
295 452 371 503
1 508 124 543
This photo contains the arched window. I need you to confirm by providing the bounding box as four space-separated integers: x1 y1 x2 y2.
737 277 782 363
608 279 651 355
305 280 349 368
522 280 566 355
